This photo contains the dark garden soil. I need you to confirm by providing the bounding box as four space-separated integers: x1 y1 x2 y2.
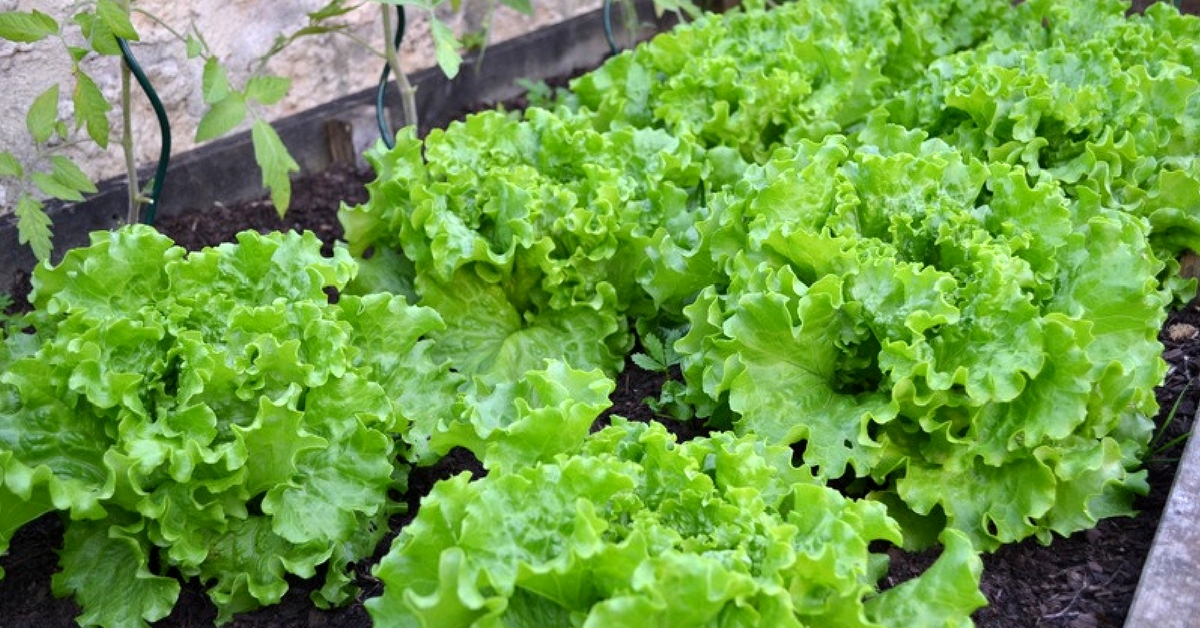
2 164 1197 628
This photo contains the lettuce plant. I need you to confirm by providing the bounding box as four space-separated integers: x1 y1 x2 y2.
0 226 456 625
341 107 717 382
570 0 1008 161
347 0 1187 557
883 0 1200 270
673 130 1169 550
368 419 985 627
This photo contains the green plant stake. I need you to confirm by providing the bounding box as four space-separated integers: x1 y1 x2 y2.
117 37 170 225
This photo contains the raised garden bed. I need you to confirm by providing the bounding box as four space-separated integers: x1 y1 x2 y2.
3 1 1200 627
2 163 1195 626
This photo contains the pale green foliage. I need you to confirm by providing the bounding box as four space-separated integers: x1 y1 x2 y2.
2 0 1197 625
514 77 568 109
250 120 300 217
564 0 1181 551
0 293 19 339
344 0 1192 564
369 420 986 627
0 227 459 624
0 4 108 260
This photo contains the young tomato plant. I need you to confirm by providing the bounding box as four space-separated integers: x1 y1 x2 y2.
0 0 547 261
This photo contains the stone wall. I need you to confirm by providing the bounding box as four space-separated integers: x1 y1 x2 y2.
0 0 599 214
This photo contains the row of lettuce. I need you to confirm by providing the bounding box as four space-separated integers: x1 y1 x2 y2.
2 0 1199 625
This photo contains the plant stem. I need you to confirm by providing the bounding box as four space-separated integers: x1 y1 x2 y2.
120 48 140 224
119 0 140 224
382 5 418 131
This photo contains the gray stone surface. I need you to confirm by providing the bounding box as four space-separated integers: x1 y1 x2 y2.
0 0 600 216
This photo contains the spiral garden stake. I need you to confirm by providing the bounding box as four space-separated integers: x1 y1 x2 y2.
377 5 408 149
603 0 620 56
117 37 171 226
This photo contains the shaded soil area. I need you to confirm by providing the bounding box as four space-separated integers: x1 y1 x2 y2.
2 164 1197 627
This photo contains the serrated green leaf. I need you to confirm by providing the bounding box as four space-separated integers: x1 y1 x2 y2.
0 10 58 43
74 10 120 56
48 155 98 195
0 151 22 178
865 529 986 624
32 171 84 202
642 333 665 364
630 352 665 372
197 516 330 622
251 119 299 216
95 0 138 41
245 75 292 106
51 520 181 627
233 394 328 496
421 268 629 386
73 70 110 147
26 84 59 144
433 361 615 472
430 18 462 79
68 45 89 62
263 376 395 545
201 57 231 104
15 193 52 261
700 270 893 479
195 94 246 141
499 0 534 15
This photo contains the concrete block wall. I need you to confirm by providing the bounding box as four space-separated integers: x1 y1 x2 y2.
0 0 600 214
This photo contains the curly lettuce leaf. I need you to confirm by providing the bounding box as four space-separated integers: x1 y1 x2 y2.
0 226 435 623
673 131 1165 549
865 529 984 628
335 293 464 464
420 267 630 384
264 375 397 546
430 361 613 472
369 420 984 627
687 269 894 480
52 519 180 628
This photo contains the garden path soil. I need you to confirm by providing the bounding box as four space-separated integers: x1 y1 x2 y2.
3 163 1199 627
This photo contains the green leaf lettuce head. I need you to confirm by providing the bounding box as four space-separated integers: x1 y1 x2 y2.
339 109 716 383
568 0 1007 160
881 0 1200 274
368 419 985 627
672 128 1169 550
0 226 454 625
